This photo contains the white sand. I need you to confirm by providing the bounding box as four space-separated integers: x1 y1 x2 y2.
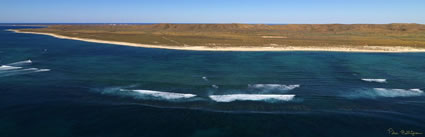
9 29 425 52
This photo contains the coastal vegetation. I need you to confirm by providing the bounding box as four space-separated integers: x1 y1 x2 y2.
18 23 425 48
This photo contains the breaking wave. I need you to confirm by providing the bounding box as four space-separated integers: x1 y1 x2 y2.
248 84 300 92
202 76 208 81
0 65 22 70
99 87 197 101
346 88 424 99
130 90 197 100
6 60 32 66
372 88 423 97
0 60 49 77
212 85 219 89
0 68 50 77
209 94 295 102
361 79 387 83
35 69 50 72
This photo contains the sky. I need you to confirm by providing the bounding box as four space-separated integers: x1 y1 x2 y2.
1 0 424 24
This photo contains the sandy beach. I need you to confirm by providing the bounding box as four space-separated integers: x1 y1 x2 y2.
9 29 425 52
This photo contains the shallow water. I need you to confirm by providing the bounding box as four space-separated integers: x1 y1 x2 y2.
1 26 424 137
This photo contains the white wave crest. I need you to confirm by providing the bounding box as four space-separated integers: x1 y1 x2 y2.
16 68 49 72
35 69 50 72
372 88 423 97
131 90 196 100
21 68 38 71
347 88 424 99
0 60 49 77
248 84 300 91
6 60 32 66
0 65 22 70
212 85 219 89
410 89 423 93
209 94 295 102
202 76 208 81
361 79 387 83
0 68 50 77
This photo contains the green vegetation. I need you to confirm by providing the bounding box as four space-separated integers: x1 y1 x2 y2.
19 23 425 48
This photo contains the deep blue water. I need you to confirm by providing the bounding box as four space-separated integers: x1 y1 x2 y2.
0 26 424 137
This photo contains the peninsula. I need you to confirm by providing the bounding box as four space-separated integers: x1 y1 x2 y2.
11 23 425 52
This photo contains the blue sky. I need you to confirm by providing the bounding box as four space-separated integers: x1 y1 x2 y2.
1 0 424 24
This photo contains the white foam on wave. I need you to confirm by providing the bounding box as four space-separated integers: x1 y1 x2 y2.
21 68 38 71
209 94 295 102
35 69 50 72
6 60 32 66
202 76 208 81
0 60 49 77
410 89 423 93
16 68 49 72
212 85 219 89
248 84 300 91
130 90 196 100
0 68 50 77
0 65 22 70
347 88 424 99
361 79 387 83
372 88 423 97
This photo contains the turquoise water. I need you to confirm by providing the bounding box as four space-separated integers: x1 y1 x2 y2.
1 26 424 137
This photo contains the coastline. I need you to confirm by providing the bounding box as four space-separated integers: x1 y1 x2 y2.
8 29 425 52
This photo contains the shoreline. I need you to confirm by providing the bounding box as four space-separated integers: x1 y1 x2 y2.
8 29 425 52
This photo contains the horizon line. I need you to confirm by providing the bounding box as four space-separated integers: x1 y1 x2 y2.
0 22 424 25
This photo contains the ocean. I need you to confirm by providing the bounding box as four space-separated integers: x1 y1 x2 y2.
0 26 424 137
